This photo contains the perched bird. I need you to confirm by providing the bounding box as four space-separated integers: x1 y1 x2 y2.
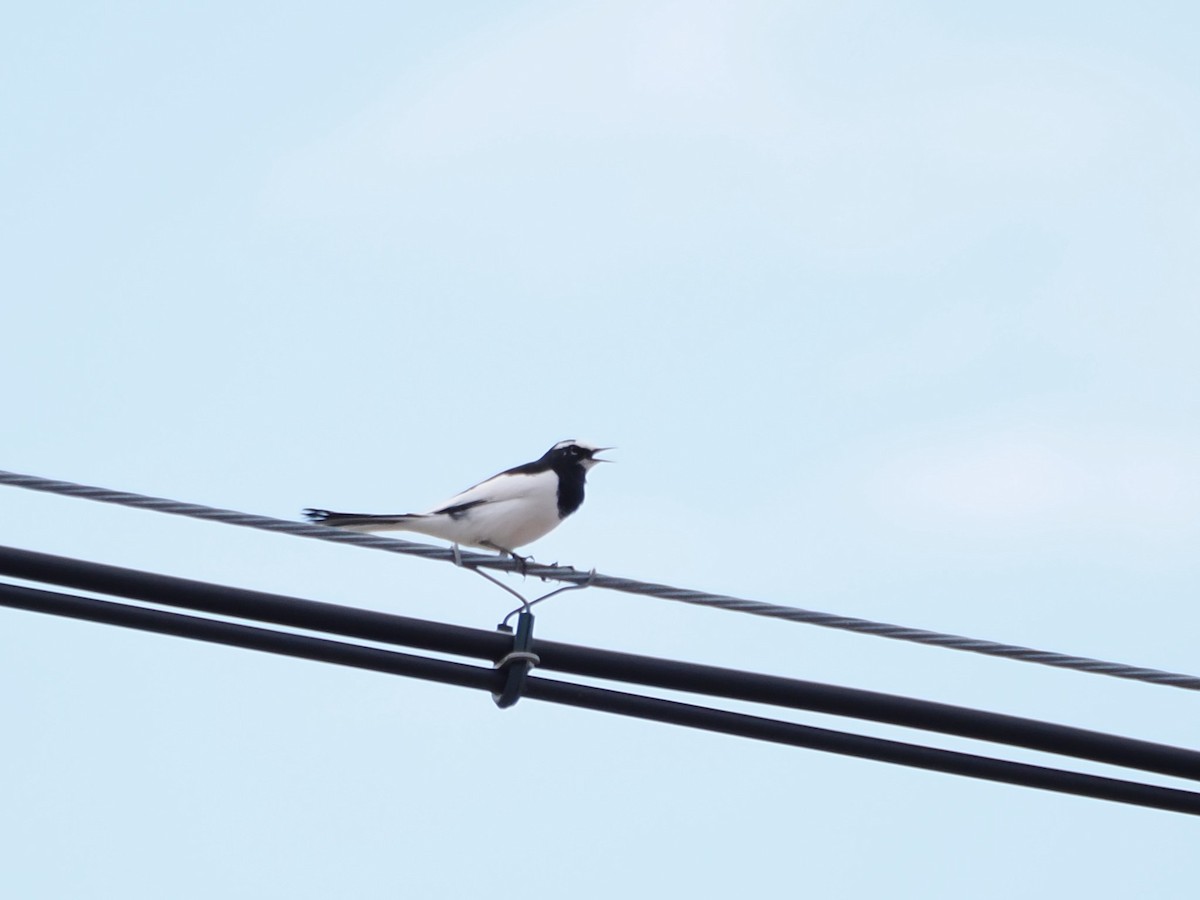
302 440 611 558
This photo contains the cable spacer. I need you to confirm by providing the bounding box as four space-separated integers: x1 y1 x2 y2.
492 610 539 709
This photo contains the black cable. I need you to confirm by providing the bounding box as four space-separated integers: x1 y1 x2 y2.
0 579 499 689
1 543 1197 783
2 579 1199 817
524 680 1200 817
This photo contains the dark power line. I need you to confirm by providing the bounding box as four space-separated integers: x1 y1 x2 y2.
1 543 1197 783
1 578 1199 817
1 469 1198 690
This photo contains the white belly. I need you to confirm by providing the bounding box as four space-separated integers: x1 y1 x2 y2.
407 468 565 550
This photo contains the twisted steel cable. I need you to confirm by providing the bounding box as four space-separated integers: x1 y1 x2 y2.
2 468 1197 691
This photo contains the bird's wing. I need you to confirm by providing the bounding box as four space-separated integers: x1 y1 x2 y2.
423 468 551 515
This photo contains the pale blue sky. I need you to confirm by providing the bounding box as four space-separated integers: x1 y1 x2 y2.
2 2 1199 897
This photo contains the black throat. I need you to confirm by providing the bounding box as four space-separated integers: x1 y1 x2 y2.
553 461 587 519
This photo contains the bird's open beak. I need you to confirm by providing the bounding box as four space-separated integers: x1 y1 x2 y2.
592 447 616 462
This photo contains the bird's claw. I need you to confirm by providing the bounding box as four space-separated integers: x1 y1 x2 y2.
510 551 531 577
481 541 531 576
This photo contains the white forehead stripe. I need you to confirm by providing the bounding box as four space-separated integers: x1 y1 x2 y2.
551 439 603 452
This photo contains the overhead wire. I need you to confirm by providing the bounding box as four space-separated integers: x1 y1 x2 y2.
2 543 1197 781
2 575 1199 817
2 468 1197 690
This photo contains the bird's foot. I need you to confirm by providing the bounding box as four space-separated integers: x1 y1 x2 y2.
482 542 530 577
509 551 531 577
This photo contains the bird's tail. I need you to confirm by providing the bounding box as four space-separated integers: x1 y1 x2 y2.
302 508 423 533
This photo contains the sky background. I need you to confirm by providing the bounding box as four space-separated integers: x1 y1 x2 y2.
3 1 1199 896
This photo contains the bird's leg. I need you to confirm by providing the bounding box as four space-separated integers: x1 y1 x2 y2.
506 551 532 577
482 541 530 577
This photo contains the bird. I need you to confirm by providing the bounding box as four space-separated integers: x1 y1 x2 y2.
302 440 611 560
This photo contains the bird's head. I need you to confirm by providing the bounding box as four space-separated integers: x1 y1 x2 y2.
545 439 614 470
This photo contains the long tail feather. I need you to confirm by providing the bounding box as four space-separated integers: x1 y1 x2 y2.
302 508 420 531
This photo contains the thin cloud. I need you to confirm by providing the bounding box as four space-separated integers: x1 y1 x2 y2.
262 2 1182 236
868 427 1200 530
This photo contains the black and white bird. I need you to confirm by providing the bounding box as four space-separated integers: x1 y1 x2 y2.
302 440 611 558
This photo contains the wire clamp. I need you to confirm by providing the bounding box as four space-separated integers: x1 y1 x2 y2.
492 610 539 709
